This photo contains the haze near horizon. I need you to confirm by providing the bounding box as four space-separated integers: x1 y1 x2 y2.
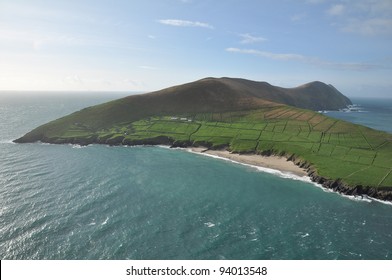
1 0 391 98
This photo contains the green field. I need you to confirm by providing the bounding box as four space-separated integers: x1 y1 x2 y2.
14 78 392 193
43 105 392 189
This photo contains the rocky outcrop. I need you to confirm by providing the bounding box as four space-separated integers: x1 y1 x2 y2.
306 164 392 202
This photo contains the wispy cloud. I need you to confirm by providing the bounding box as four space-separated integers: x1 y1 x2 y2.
342 18 392 35
226 47 381 71
2 2 96 26
239 33 267 44
226 48 305 61
158 19 213 29
327 4 345 16
123 78 144 88
0 27 86 51
306 0 325 4
326 0 392 35
139 65 158 70
291 13 307 22
63 74 84 85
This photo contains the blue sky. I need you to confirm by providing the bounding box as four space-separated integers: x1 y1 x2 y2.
0 0 391 97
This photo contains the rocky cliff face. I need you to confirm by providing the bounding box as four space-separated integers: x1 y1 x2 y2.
294 161 392 202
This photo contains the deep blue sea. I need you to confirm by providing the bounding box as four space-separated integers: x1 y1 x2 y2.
1 93 392 260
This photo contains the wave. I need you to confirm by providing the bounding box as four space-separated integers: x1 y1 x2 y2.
186 148 310 182
367 196 392 206
101 217 109 226
157 145 172 149
306 180 375 204
70 144 92 149
181 147 390 206
204 222 215 228
0 139 16 144
342 110 368 113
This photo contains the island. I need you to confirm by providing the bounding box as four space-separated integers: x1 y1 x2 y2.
14 77 392 201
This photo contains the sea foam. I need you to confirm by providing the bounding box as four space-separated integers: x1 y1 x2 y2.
183 147 387 205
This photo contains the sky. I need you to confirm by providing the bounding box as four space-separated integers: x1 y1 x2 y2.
0 0 391 97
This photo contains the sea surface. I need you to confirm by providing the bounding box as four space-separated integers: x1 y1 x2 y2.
323 98 392 134
1 93 392 260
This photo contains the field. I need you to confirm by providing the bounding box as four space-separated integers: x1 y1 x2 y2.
52 105 392 188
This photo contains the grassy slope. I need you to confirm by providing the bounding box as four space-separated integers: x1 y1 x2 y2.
14 78 391 189
40 105 392 188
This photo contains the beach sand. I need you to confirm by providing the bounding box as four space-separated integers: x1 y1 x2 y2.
190 147 307 177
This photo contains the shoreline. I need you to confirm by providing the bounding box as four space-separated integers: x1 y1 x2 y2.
16 140 392 203
189 147 308 177
184 146 392 204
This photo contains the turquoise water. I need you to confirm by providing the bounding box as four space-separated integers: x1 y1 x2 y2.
1 94 392 260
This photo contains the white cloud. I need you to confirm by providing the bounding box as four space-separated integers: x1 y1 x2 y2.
0 27 86 51
139 65 158 70
326 0 392 35
306 0 325 4
239 33 267 44
291 13 307 22
355 0 392 17
1 2 96 26
63 74 83 85
226 48 305 61
342 17 392 35
123 78 144 88
327 4 345 16
158 19 213 29
226 47 381 71
32 35 84 50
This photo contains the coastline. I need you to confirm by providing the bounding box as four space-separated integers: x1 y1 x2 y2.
15 137 392 203
184 146 392 203
189 147 308 177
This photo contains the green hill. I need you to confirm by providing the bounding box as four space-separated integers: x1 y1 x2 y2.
14 77 351 142
14 77 392 201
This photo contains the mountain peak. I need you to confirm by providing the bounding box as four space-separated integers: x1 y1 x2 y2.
177 77 351 111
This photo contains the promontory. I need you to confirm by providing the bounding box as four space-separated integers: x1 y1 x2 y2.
14 77 392 201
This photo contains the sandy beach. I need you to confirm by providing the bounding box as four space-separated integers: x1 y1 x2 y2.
190 147 308 177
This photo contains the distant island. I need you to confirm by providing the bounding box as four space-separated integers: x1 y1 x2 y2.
14 77 392 201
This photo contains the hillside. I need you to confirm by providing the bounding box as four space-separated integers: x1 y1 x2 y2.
14 77 350 143
14 78 392 201
214 78 352 110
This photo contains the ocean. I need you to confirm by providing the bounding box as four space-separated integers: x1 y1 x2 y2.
1 93 392 260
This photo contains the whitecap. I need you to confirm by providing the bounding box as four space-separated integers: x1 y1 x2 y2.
70 144 92 149
102 217 109 225
156 145 172 149
204 222 215 228
367 196 392 206
249 228 257 235
71 144 83 149
341 193 372 203
0 140 15 144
